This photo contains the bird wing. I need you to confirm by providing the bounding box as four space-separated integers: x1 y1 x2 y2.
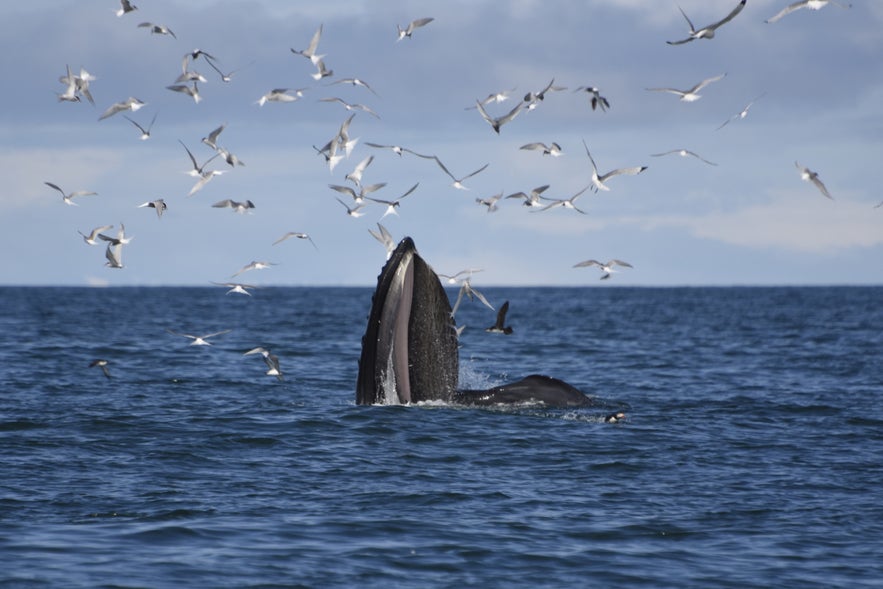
712 0 747 29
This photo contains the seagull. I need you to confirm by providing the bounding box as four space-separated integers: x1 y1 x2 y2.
104 242 123 269
475 100 523 133
646 73 726 102
217 146 245 168
116 0 137 17
364 142 425 157
336 197 367 218
137 198 167 218
257 88 305 106
97 223 133 246
206 59 252 83
166 328 232 346
466 87 517 109
123 112 157 140
328 77 379 96
291 24 324 65
212 199 255 213
795 161 833 199
98 97 145 121
232 260 277 278
57 64 81 102
310 58 333 81
243 346 283 380
438 268 484 285
583 141 647 192
451 278 494 318
650 149 717 166
345 155 374 188
532 185 592 214
573 259 633 280
319 97 380 119
272 232 317 249
44 181 96 206
425 156 489 190
476 191 503 213
520 142 562 157
329 182 387 205
78 225 114 245
368 223 395 259
211 281 258 296
573 86 610 111
523 78 567 110
89 359 112 379
396 17 434 41
505 184 551 208
180 140 220 177
201 123 226 150
766 0 851 23
667 0 746 45
138 22 176 38
485 300 513 335
716 93 766 130
367 183 419 220
166 82 201 104
188 169 224 196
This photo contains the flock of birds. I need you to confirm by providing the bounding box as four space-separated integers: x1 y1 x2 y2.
42 1 866 383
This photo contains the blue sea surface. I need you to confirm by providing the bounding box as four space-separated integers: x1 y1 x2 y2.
1 286 881 588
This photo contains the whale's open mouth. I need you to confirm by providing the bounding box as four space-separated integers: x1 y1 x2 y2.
356 238 458 405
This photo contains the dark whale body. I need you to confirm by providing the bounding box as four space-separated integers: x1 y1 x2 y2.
356 237 592 407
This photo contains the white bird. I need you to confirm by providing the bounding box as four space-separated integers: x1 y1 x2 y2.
211 282 258 296
475 100 522 133
98 97 145 121
425 156 489 190
766 0 851 23
475 191 503 213
243 347 283 380
104 242 123 269
573 259 634 280
166 82 201 104
367 183 419 220
368 223 396 259
646 73 726 102
532 185 592 214
364 142 424 158
310 58 333 81
137 198 167 218
329 182 386 205
116 0 137 17
650 149 717 166
272 232 317 249
450 279 494 318
716 93 766 131
438 268 484 285
201 124 225 150
257 88 305 106
505 184 551 208
523 78 567 110
583 141 647 192
123 112 157 140
466 87 517 109
319 97 380 119
138 22 176 38
329 77 379 96
667 0 746 45
188 169 225 196
573 86 610 111
795 162 833 199
335 197 367 218
56 64 81 103
232 261 277 278
180 140 220 177
97 223 133 246
212 199 255 213
78 225 114 245
44 181 96 206
520 142 562 157
166 328 232 346
217 146 245 168
396 17 434 41
345 155 374 187
291 24 325 65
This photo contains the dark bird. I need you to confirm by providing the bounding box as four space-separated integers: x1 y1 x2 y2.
485 300 513 335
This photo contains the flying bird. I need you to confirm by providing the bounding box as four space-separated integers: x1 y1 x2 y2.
212 199 255 214
116 0 137 17
646 73 726 102
257 88 305 106
424 156 489 190
328 77 379 96
475 191 503 213
520 142 562 157
138 22 176 38
44 181 96 206
396 17 434 41
573 86 610 111
523 78 567 110
650 149 717 166
485 300 513 335
232 261 277 278
243 347 283 380
573 259 634 280
166 82 201 103
766 0 851 23
166 328 232 346
291 24 325 64
716 93 766 130
98 97 145 121
368 223 396 259
475 100 522 133
319 96 380 119
104 242 123 269
78 225 114 245
667 0 746 45
583 141 647 192
137 198 167 218
123 112 157 140
89 359 112 379
272 232 317 249
795 161 833 199
211 282 258 296
366 183 420 219
532 185 592 214
97 223 133 247
466 87 517 109
451 278 494 318
505 184 551 208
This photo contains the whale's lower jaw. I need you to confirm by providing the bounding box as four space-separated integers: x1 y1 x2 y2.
356 237 592 408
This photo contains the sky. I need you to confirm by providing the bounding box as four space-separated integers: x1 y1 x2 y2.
1 0 881 286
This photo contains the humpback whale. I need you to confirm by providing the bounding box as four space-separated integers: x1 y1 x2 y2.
356 237 593 407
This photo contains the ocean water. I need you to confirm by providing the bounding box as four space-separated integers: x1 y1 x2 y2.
1 285 881 588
